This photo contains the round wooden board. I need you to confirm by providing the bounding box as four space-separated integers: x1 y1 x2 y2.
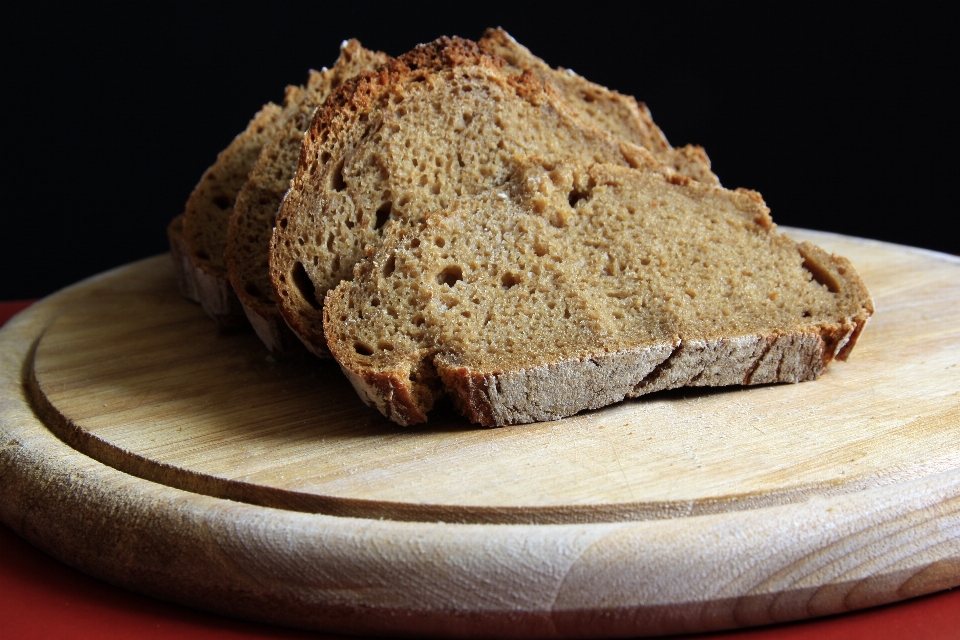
1 229 959 638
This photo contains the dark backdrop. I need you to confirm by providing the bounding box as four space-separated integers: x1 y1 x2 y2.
3 2 957 300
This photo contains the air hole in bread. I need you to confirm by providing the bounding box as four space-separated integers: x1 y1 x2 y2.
331 160 347 192
291 262 321 310
195 250 210 261
800 255 840 293
435 237 446 248
568 186 591 208
501 272 521 289
212 195 232 210
244 283 262 298
383 255 396 278
438 265 463 287
375 202 392 230
378 341 395 351
354 342 374 356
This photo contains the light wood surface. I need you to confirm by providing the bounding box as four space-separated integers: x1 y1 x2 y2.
1 229 959 637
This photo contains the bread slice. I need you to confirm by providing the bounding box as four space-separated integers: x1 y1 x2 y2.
270 37 661 357
227 40 389 356
479 28 718 186
323 157 873 426
180 100 287 327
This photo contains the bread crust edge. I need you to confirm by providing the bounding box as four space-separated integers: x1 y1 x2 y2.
329 313 871 427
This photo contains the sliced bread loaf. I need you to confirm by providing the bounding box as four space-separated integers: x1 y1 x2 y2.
270 37 660 357
324 157 873 426
227 40 389 356
180 99 287 327
479 28 718 185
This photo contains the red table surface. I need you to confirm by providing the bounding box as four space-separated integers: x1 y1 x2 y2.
2 299 958 639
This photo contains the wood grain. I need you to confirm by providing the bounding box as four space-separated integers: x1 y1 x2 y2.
1 229 958 637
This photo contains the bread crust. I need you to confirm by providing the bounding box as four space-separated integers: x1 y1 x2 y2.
337 332 840 428
170 213 249 327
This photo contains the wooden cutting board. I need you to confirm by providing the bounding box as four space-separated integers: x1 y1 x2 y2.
1 228 958 638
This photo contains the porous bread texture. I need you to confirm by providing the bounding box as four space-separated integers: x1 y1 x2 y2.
479 28 719 186
324 158 873 426
227 40 389 357
270 37 660 357
181 100 286 327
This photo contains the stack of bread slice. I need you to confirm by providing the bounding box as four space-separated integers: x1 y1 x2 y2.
171 30 873 427
170 101 284 325
171 40 388 337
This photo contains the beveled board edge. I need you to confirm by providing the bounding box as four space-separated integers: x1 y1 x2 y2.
1 250 959 638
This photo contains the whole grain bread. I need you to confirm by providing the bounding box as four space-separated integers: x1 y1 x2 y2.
324 157 872 426
270 37 662 357
479 28 718 185
180 100 287 327
227 40 389 356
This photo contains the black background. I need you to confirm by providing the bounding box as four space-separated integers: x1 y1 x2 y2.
3 2 958 300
